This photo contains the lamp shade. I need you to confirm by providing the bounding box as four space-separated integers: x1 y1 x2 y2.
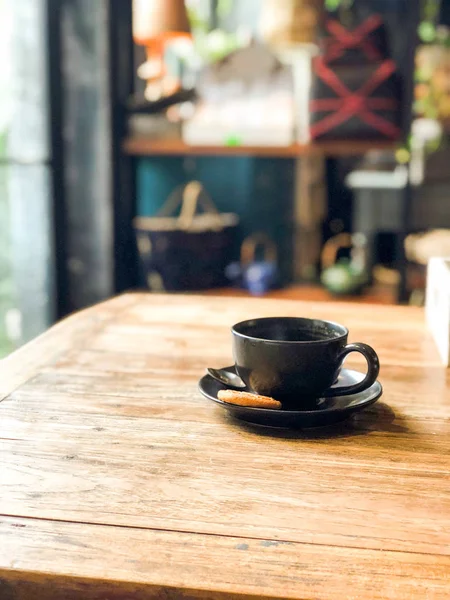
133 0 191 46
259 0 323 46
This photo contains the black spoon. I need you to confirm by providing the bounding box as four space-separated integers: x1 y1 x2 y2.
206 367 246 389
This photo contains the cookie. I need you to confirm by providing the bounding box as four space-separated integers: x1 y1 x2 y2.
217 390 281 410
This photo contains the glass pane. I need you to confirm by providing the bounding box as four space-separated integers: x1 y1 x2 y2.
0 154 14 357
0 0 54 355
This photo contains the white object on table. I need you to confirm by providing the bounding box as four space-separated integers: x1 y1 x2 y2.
426 257 450 366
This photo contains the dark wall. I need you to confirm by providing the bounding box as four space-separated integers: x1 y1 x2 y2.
60 0 114 312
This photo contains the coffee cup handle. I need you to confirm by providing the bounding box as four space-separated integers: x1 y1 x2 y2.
323 343 380 397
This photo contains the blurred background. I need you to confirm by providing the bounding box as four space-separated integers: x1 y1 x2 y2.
1 0 450 357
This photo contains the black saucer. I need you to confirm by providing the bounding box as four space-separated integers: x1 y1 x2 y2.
198 366 382 429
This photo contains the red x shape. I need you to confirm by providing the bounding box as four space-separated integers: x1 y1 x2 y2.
310 58 401 140
325 14 384 63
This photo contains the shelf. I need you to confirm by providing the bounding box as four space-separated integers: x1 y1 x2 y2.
123 137 397 158
201 284 397 305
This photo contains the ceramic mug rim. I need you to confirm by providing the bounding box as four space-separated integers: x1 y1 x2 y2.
231 316 349 345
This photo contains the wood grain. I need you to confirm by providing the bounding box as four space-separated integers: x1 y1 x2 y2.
0 294 138 403
1 293 449 599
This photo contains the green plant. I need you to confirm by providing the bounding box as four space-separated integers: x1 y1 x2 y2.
418 0 442 43
325 0 352 10
184 0 242 63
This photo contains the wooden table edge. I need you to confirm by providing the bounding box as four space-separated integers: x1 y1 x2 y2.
2 515 450 600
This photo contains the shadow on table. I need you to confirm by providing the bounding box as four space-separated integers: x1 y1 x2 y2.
229 402 414 442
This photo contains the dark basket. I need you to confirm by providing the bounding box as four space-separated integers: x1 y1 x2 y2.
309 58 402 141
319 10 390 66
134 181 239 292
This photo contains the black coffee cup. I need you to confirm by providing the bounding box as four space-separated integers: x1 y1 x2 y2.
232 317 379 405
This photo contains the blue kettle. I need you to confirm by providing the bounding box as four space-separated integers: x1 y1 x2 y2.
226 232 279 296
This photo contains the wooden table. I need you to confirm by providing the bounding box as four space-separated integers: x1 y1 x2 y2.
1 293 450 600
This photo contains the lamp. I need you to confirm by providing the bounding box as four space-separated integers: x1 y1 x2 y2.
259 0 325 281
133 0 191 99
259 0 323 47
259 0 323 143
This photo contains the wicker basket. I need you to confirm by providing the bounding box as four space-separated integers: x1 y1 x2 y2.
134 181 239 291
